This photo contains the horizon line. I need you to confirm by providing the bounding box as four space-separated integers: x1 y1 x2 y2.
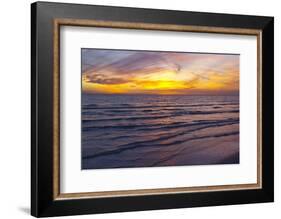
82 92 239 96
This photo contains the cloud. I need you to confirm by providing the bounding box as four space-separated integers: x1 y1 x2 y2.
81 49 239 94
84 73 129 85
82 50 186 85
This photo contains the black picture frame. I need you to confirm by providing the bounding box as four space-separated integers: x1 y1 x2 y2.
31 1 274 217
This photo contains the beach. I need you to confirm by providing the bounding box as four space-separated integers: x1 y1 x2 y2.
81 94 239 169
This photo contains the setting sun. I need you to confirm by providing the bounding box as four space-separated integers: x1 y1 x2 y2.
82 49 239 95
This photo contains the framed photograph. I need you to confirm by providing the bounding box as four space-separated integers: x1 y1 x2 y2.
31 1 274 217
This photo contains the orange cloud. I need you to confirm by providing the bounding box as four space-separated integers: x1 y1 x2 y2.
82 49 239 95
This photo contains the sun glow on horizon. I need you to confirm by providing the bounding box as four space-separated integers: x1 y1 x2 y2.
82 49 239 95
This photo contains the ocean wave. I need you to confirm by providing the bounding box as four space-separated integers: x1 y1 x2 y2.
82 117 239 132
83 102 239 110
82 109 239 123
82 95 240 168
83 125 239 160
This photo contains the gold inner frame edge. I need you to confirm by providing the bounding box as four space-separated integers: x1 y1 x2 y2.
53 18 262 200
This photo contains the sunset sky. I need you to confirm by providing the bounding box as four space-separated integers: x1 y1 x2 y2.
81 49 239 95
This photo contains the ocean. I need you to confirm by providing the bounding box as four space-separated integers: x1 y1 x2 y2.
81 94 239 169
